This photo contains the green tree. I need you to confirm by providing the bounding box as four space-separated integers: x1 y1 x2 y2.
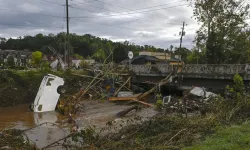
73 53 84 60
93 49 105 62
188 0 250 64
31 51 43 65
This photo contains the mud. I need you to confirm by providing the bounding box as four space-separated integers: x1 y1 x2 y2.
0 101 158 149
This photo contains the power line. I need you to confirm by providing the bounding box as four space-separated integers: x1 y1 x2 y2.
71 18 182 31
71 0 184 14
37 0 64 6
72 20 141 31
70 2 186 24
0 8 64 18
0 22 63 29
72 4 188 19
71 0 97 5
94 0 134 11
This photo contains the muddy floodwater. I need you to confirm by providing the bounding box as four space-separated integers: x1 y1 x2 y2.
0 101 158 149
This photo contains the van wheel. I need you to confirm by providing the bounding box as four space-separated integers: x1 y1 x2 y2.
57 85 66 94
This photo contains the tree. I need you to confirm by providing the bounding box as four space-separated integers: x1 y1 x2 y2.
174 47 191 63
188 0 250 64
73 53 84 60
31 51 43 65
93 49 105 62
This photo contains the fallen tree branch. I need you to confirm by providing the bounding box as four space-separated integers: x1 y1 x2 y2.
164 128 187 146
41 133 76 150
22 122 68 134
71 73 132 91
139 72 174 100
114 76 131 96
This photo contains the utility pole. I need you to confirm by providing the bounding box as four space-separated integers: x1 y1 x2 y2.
177 22 185 75
179 22 185 56
66 0 70 68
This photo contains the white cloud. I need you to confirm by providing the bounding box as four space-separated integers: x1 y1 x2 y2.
18 3 41 13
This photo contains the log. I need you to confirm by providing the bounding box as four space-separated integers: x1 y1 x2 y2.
116 106 139 118
139 73 173 100
109 95 153 107
109 97 138 101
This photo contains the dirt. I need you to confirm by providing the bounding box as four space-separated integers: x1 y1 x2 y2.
0 70 44 107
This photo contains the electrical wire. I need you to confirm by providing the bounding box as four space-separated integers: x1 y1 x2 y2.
71 0 183 14
37 0 64 6
0 8 64 18
71 18 183 31
72 4 188 19
0 22 63 29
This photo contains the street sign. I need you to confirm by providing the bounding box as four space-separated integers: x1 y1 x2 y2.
128 51 133 59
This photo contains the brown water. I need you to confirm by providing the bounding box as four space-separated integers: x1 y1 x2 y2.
0 101 158 149
0 104 68 149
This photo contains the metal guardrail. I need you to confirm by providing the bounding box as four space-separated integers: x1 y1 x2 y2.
128 64 247 75
95 64 248 75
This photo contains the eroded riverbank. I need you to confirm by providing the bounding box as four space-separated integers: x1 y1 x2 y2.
0 101 158 149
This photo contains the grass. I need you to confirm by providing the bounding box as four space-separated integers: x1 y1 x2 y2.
184 121 250 150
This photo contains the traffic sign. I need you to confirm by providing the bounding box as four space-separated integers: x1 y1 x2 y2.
128 51 133 59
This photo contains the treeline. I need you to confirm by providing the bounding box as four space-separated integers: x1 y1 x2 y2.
0 33 190 63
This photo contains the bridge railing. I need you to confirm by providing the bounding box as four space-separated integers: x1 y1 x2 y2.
95 64 248 76
126 64 247 75
181 64 246 74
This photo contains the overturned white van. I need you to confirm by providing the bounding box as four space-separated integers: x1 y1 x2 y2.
32 74 65 112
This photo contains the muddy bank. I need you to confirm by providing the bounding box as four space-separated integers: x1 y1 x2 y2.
0 100 158 149
0 70 44 107
0 70 84 107
0 129 34 150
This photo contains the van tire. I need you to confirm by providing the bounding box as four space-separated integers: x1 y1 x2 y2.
57 85 66 94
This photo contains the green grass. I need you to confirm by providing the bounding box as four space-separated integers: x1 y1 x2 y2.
184 121 250 150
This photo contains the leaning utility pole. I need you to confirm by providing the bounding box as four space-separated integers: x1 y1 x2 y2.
177 22 185 76
66 0 70 68
179 22 185 54
178 22 186 61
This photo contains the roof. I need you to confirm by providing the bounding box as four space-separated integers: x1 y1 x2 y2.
0 50 32 55
121 55 164 64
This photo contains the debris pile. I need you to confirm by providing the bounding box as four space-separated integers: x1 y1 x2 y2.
0 129 34 150
164 87 217 114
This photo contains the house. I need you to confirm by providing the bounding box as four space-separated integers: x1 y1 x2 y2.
121 55 167 65
139 51 184 65
139 51 171 60
0 49 32 67
139 51 181 60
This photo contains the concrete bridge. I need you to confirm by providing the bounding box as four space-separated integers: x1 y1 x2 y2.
95 64 250 89
126 64 250 89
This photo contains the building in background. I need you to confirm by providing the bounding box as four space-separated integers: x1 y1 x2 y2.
139 51 183 65
121 55 167 65
0 49 32 67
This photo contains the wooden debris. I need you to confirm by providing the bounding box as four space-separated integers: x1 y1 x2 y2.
116 106 139 118
114 76 131 96
139 73 174 100
109 93 153 107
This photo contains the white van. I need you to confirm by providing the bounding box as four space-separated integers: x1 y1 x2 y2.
32 74 65 112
